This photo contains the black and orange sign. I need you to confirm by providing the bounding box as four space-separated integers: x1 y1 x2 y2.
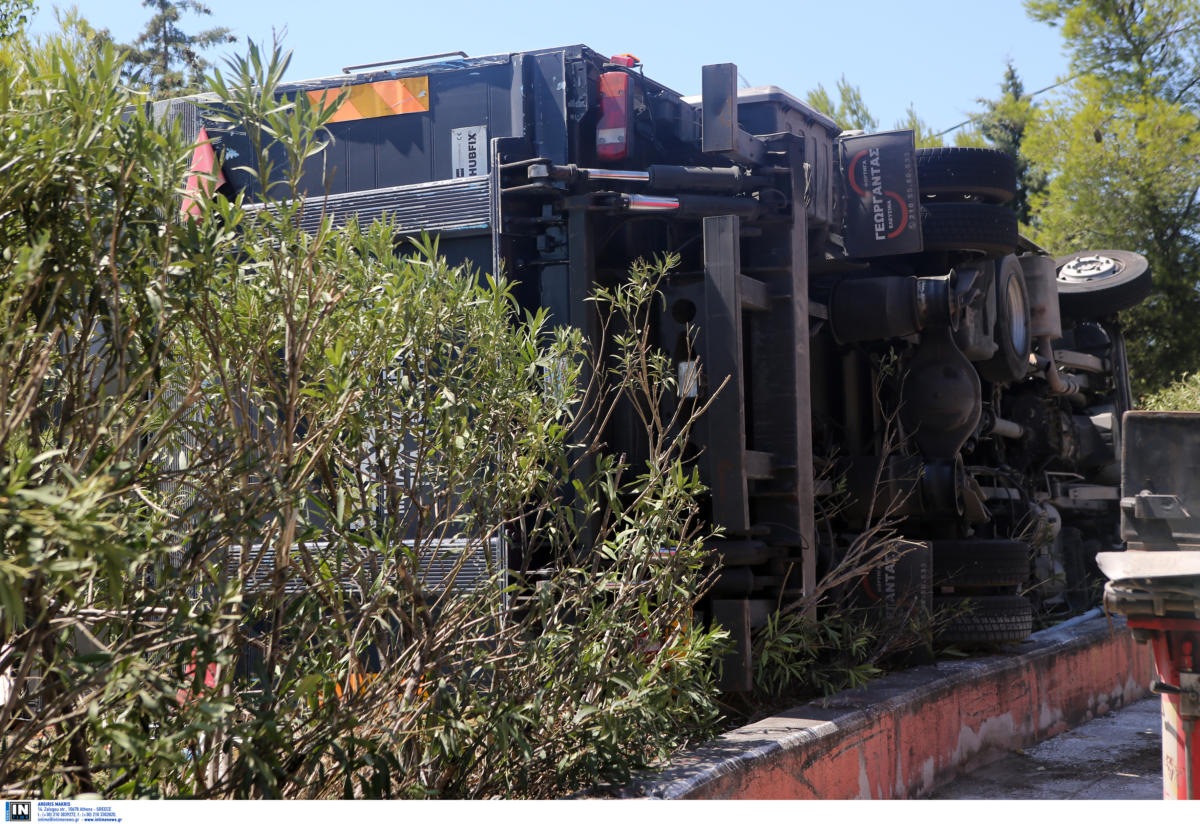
841 130 922 257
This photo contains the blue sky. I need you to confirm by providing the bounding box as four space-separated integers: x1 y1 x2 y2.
33 1 1071 137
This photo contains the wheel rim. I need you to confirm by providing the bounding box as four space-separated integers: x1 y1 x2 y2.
1057 253 1124 285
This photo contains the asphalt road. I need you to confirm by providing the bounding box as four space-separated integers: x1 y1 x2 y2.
928 695 1163 800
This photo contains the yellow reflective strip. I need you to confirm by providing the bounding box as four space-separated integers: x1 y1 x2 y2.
308 87 361 122
348 83 394 119
374 80 405 111
306 77 429 123
306 87 340 113
327 102 361 123
396 77 429 113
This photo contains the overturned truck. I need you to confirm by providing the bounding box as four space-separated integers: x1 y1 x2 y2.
179 46 1151 689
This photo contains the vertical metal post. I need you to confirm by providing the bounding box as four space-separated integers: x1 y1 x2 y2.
788 137 817 606
702 214 749 533
701 64 738 156
712 599 752 693
566 206 597 555
567 208 594 335
531 52 568 164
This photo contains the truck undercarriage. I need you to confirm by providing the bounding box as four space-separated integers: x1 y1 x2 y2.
185 44 1151 690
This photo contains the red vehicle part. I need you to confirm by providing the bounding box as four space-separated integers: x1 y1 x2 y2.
1124 616 1200 800
597 69 635 162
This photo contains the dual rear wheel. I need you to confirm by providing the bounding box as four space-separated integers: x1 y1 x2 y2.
932 538 1033 645
917 147 1019 257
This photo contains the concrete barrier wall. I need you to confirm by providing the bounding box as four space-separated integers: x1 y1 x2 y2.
631 611 1154 799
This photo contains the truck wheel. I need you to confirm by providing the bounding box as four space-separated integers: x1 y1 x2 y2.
932 538 1030 587
920 203 1019 257
1054 249 1151 319
917 147 1017 203
978 255 1032 385
934 595 1033 644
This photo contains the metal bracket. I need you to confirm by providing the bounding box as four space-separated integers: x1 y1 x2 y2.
1068 485 1120 502
1054 349 1107 374
1052 482 1120 511
1183 672 1200 718
1121 492 1193 520
739 275 770 312
1156 674 1200 718
700 63 766 165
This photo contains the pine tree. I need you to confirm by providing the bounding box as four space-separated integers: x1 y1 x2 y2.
893 104 944 148
124 0 235 95
1022 0 1200 394
974 62 1047 224
805 76 879 132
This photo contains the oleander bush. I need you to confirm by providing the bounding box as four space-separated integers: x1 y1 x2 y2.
1144 371 1200 411
0 36 724 799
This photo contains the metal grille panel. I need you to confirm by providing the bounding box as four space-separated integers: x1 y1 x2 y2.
246 177 492 236
226 537 503 596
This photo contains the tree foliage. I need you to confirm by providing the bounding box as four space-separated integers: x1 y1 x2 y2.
123 0 235 94
1028 0 1200 105
0 0 32 40
805 76 956 148
893 104 944 148
1021 0 1200 394
1144 370 1200 411
970 62 1047 224
806 75 879 132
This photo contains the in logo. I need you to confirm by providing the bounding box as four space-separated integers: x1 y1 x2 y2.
5 802 31 822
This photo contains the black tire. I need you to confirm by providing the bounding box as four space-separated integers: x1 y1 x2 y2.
1054 249 1151 319
932 538 1030 588
917 147 1017 203
934 595 1033 644
978 255 1033 385
921 203 1019 257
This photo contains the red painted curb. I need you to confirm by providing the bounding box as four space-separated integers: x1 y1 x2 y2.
631 610 1154 799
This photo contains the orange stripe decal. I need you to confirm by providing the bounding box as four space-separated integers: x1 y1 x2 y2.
308 77 429 123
